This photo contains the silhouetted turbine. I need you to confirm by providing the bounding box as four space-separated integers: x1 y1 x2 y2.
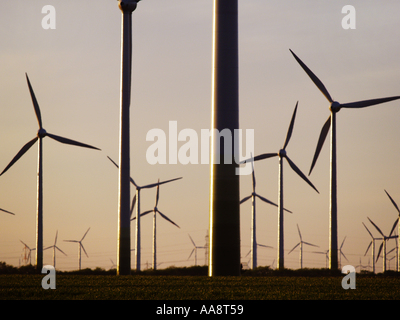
64 227 90 271
242 102 318 269
288 224 318 269
290 49 400 269
107 156 181 271
132 182 180 270
0 74 99 272
44 230 67 269
240 158 291 269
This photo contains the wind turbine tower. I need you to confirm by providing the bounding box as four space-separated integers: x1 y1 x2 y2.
209 0 240 276
116 0 142 275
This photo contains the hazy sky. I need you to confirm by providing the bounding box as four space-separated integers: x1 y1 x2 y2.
1 1 400 272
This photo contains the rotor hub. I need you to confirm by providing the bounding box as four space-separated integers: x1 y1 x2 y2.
118 0 138 12
37 128 47 138
279 149 286 158
330 101 341 113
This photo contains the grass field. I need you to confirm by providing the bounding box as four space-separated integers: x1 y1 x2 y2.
1 269 399 300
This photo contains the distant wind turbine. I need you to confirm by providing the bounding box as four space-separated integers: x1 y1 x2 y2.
0 74 100 272
44 230 67 269
20 240 35 265
187 234 206 266
362 222 382 274
133 182 180 270
64 227 90 270
107 156 181 271
240 157 290 269
384 190 400 272
242 102 319 269
290 49 400 269
288 224 319 269
368 217 398 272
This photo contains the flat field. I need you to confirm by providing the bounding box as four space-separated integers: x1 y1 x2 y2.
0 273 399 300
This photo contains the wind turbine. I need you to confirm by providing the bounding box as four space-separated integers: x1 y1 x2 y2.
187 234 206 266
0 74 100 272
107 156 181 271
362 222 382 274
368 217 398 272
133 182 180 270
242 102 319 270
0 208 15 215
290 49 400 269
44 230 67 269
20 240 35 265
64 227 90 270
288 224 319 269
240 157 291 269
384 190 400 271
338 236 348 269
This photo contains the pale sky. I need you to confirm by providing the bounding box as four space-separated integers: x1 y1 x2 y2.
1 1 400 272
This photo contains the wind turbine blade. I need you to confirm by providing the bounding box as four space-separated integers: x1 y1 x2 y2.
309 115 331 176
157 210 180 229
303 242 319 248
64 240 79 243
81 228 90 241
254 194 278 207
188 248 195 260
141 177 182 189
389 218 399 238
107 156 137 187
155 182 160 207
130 194 137 219
131 209 153 221
0 208 15 215
25 73 43 128
0 137 38 176
282 101 298 150
289 49 333 103
47 133 100 150
43 246 52 251
340 236 347 249
376 242 384 262
54 230 58 246
81 244 89 258
362 222 374 239
340 96 400 109
364 241 372 256
297 224 302 241
288 243 300 254
20 240 29 248
258 244 273 249
285 155 319 193
367 217 385 238
385 190 400 215
55 246 67 256
251 157 256 192
253 153 279 162
188 234 196 247
245 250 251 258
239 195 252 204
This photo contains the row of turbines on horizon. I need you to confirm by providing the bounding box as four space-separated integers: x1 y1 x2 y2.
2 0 400 275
